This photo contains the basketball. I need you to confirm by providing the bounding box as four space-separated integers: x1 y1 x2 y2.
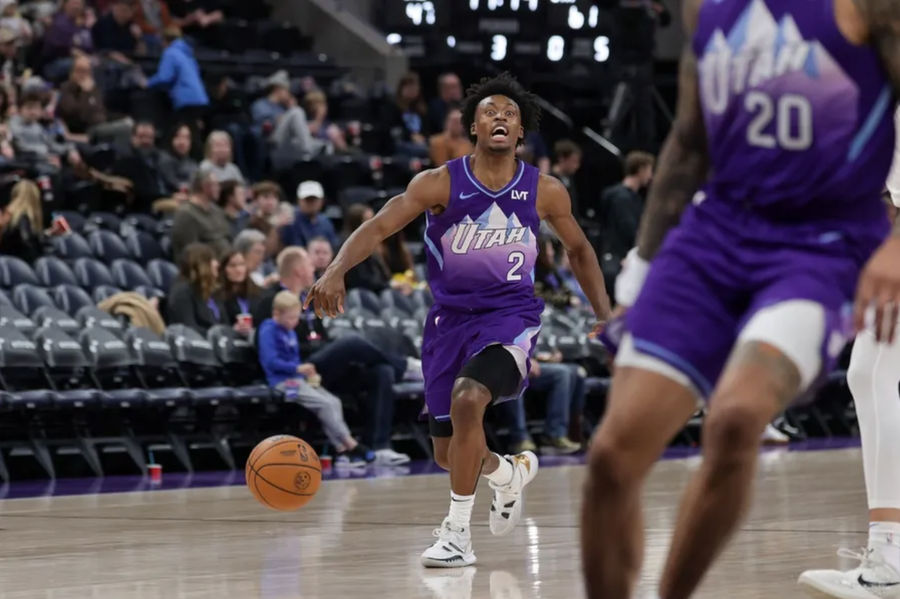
245 435 322 511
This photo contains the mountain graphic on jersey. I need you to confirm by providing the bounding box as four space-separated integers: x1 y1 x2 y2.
439 202 536 283
698 0 857 135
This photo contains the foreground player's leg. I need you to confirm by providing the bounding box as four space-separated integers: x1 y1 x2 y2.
582 363 698 598
659 341 801 599
799 330 900 598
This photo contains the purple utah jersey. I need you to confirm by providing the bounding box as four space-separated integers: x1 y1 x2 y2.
420 156 544 423
620 0 895 399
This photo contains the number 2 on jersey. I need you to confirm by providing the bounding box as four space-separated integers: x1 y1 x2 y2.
507 251 525 281
745 91 812 151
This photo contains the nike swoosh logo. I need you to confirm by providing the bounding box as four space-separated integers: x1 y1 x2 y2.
859 574 900 588
459 191 478 200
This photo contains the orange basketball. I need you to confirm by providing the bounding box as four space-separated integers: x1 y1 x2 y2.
245 435 322 511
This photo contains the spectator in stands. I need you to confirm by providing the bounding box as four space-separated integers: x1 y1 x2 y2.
428 104 472 166
341 204 391 294
92 0 142 55
598 150 655 286
0 179 57 261
145 26 209 127
427 72 463 134
307 235 332 280
252 247 417 465
304 90 348 154
133 0 177 50
280 180 338 249
517 130 550 175
199 130 243 183
166 242 226 333
57 54 132 144
551 140 583 219
111 120 168 212
207 74 256 180
10 91 81 169
0 2 32 44
218 179 248 235
383 71 428 157
0 26 25 93
250 180 293 228
234 227 276 287
534 235 580 310
257 290 374 467
503 348 585 455
251 70 324 165
42 0 93 63
170 170 230 260
215 248 258 336
159 123 198 195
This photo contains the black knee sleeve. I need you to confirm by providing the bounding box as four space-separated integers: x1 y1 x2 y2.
458 345 523 402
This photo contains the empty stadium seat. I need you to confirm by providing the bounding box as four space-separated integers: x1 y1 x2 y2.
51 232 93 260
121 213 161 235
33 325 88 369
346 288 383 315
380 288 416 315
111 259 153 289
0 305 36 336
35 256 78 287
74 258 116 288
84 211 122 233
0 289 9 306
0 324 51 394
77 306 125 336
207 325 272 402
92 285 122 303
0 256 39 288
52 284 94 315
12 284 56 315
339 185 380 208
134 285 165 300
89 230 131 262
125 231 164 263
165 325 233 404
31 306 80 335
55 210 87 233
146 259 178 291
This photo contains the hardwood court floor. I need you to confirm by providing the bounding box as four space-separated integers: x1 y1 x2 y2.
0 448 871 599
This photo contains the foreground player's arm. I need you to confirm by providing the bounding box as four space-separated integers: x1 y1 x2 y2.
635 0 707 261
305 168 448 317
851 0 900 341
538 175 611 320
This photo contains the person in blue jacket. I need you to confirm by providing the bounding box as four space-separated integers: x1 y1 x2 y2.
257 290 373 467
146 26 209 126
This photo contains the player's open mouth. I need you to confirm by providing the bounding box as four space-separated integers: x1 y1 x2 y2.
491 125 509 141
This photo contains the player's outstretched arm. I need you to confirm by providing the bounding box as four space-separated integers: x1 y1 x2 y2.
851 0 900 341
538 175 611 321
304 167 448 317
635 0 707 261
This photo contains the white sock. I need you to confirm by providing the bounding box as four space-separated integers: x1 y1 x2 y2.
870 522 900 573
448 491 475 529
483 453 514 486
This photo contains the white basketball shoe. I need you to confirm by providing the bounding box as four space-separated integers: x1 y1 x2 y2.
421 517 477 568
799 548 900 598
489 451 539 536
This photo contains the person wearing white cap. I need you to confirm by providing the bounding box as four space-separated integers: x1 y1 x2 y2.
250 71 326 168
280 180 338 249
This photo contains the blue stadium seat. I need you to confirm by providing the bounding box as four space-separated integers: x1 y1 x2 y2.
35 256 78 287
125 231 164 263
0 305 36 336
89 230 131 262
0 289 9 306
146 259 178 291
74 258 116 288
31 306 80 335
84 211 122 233
92 285 123 303
52 284 94 315
55 210 87 233
346 288 383 315
380 288 416 316
76 306 125 337
12 284 56 315
122 213 161 235
165 324 233 404
134 285 165 300
111 259 153 289
339 185 380 209
207 325 272 403
0 256 39 288
51 232 93 260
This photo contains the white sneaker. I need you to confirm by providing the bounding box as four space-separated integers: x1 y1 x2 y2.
374 448 411 465
405 357 425 381
798 548 900 598
761 423 790 445
489 451 539 537
421 517 476 568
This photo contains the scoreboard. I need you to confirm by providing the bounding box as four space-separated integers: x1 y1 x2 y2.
380 0 621 64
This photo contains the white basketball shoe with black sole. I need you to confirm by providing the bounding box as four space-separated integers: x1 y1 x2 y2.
489 451 539 536
421 517 477 568
799 548 900 598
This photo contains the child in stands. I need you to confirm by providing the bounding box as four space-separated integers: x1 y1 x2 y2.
257 290 373 467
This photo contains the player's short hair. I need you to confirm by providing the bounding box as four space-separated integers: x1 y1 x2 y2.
624 151 655 176
461 72 540 145
273 290 301 313
553 139 581 161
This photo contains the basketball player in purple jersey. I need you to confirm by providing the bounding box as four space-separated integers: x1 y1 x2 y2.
581 0 900 597
305 73 611 567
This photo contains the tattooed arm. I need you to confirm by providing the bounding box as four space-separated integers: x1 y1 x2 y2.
635 0 708 260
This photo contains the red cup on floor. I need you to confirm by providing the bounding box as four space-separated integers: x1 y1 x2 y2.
148 463 162 483
320 456 332 470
